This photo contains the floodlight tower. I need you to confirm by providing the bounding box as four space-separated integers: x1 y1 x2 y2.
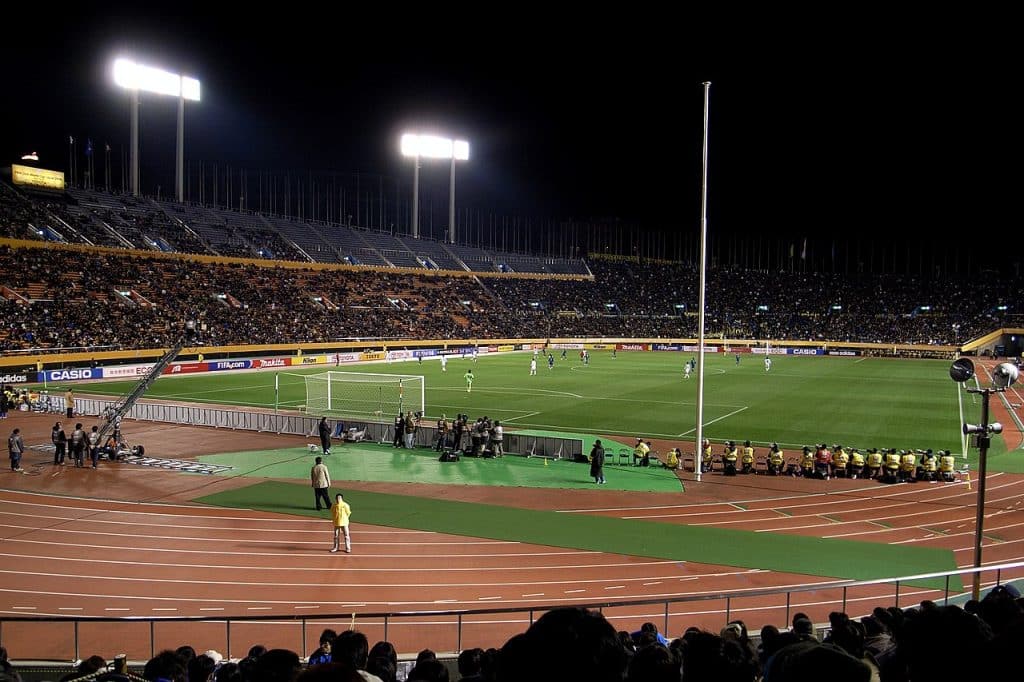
400 133 469 241
949 357 1020 599
113 58 201 200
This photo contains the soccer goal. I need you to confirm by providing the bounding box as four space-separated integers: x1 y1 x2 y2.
297 371 425 419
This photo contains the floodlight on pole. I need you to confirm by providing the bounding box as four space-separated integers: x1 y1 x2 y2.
400 133 469 242
949 357 1019 599
113 58 200 200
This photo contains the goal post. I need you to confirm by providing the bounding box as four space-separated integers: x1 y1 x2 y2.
298 371 425 419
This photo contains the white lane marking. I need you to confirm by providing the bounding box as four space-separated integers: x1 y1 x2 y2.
0 550 678 574
522 593 545 597
0 522 513 546
0 567 771 590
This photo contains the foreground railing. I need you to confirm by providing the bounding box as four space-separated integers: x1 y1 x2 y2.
2 561 1021 662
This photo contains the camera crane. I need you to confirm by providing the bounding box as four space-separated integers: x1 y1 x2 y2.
95 339 186 449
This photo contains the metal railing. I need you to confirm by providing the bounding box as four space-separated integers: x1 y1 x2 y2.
2 562 1020 662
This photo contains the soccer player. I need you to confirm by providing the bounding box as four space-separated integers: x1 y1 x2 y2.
561 349 567 360
440 355 447 372
735 353 740 365
548 353 555 370
765 356 772 372
684 362 692 379
530 357 537 376
464 368 474 393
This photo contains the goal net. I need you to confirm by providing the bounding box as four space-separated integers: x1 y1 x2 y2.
300 371 425 419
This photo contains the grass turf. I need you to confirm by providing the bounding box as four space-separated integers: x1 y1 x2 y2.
71 352 1019 471
198 443 683 492
196 480 960 590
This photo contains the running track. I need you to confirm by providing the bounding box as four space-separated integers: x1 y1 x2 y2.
3 462 1024 659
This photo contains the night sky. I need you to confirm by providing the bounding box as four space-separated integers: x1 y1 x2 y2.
2 9 1015 241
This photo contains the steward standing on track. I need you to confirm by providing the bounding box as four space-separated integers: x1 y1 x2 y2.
318 417 332 455
311 456 331 511
589 439 606 484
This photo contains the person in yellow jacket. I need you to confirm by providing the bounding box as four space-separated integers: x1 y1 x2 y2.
800 446 815 478
330 493 352 553
939 450 957 482
768 442 785 475
664 447 679 469
899 450 917 483
849 449 865 479
722 441 739 476
917 449 938 482
866 448 883 479
833 445 850 478
883 449 901 483
700 439 713 473
741 440 755 474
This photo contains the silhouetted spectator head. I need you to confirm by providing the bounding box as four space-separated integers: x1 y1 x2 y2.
213 662 240 682
188 654 217 682
78 656 107 675
677 630 757 682
627 644 679 682
791 618 815 640
366 657 396 682
407 659 448 682
295 663 361 682
175 647 196 663
497 607 628 682
457 648 483 678
764 640 869 682
416 649 437 665
333 631 369 671
144 650 186 682
247 646 267 659
367 641 397 669
899 605 993 682
251 649 301 682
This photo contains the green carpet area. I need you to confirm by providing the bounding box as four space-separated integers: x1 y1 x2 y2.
196 481 960 590
198 444 683 492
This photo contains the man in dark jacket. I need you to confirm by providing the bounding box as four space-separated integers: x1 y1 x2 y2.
590 440 606 484
318 417 332 455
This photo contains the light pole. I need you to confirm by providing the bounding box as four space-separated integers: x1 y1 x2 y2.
113 58 201 200
400 133 469 241
949 357 1019 599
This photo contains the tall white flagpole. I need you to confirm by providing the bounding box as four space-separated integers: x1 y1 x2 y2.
694 81 711 482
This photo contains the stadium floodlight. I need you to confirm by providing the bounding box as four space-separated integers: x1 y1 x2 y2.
949 356 1018 599
113 58 201 201
400 133 470 242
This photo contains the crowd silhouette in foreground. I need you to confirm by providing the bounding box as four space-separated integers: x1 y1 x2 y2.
2 587 1020 681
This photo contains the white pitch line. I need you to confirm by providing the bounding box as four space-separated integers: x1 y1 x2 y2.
501 411 540 424
676 406 750 437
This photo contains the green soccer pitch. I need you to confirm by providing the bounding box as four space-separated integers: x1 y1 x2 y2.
73 350 1017 463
